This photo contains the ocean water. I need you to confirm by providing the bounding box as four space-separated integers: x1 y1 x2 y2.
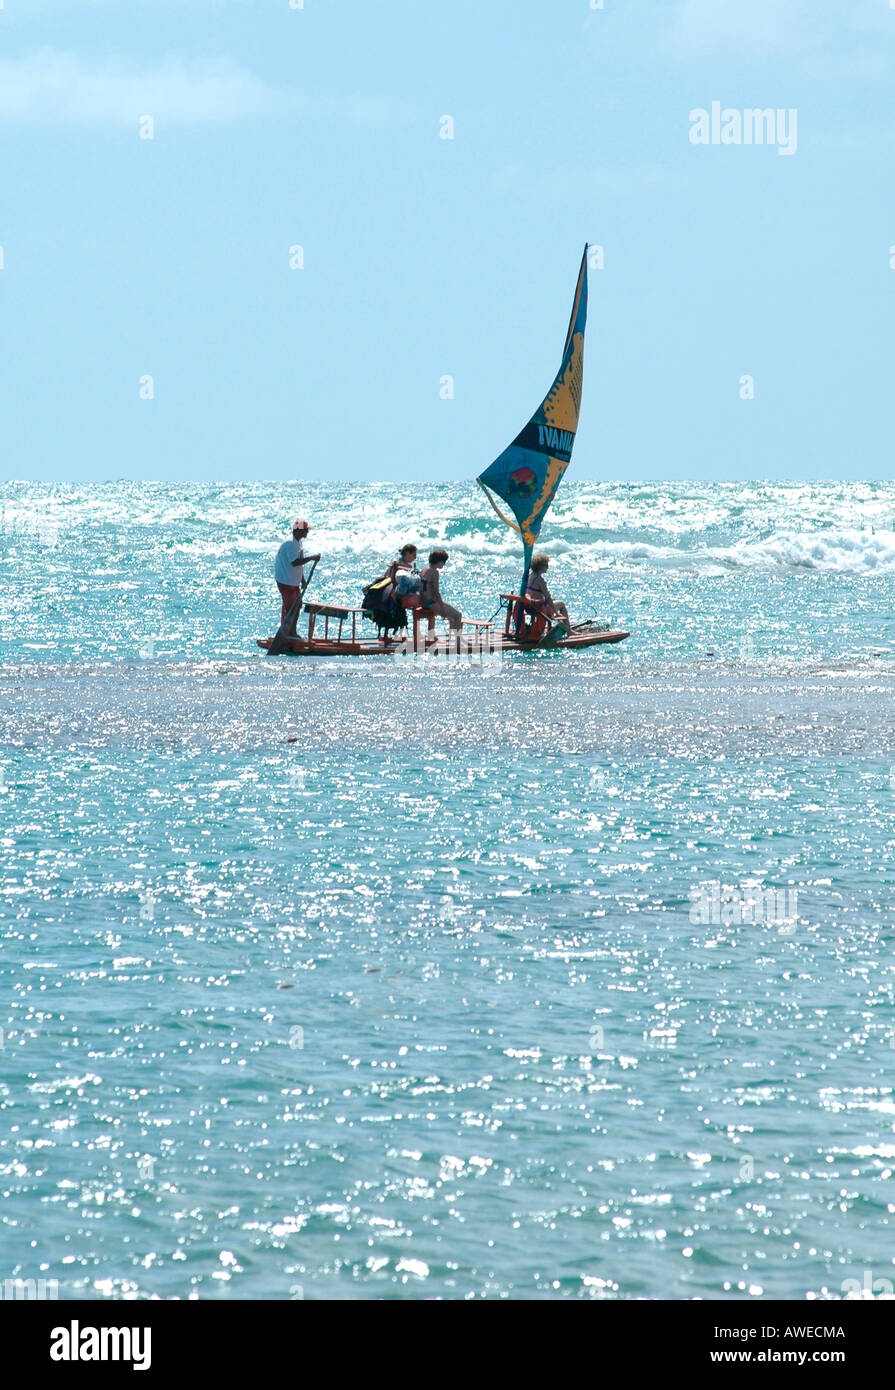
1 479 895 1301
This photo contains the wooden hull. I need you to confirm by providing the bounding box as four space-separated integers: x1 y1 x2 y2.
517 629 630 650
257 629 629 657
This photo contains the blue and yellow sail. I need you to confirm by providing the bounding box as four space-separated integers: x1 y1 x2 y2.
477 246 588 599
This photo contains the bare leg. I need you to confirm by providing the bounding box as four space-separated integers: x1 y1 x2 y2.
434 600 463 631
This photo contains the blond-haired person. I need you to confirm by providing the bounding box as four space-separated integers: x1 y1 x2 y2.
525 553 570 630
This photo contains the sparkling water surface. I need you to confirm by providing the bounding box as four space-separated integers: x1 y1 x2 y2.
1 480 894 1300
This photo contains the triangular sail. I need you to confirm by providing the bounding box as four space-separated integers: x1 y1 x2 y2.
477 246 588 597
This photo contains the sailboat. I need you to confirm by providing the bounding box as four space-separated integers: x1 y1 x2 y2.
477 243 628 650
258 248 629 656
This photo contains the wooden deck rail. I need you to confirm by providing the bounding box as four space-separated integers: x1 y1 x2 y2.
304 602 364 645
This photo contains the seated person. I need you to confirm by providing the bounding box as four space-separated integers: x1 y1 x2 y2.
525 553 570 630
388 544 419 586
420 548 462 631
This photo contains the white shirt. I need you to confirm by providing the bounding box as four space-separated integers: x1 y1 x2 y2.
275 539 305 586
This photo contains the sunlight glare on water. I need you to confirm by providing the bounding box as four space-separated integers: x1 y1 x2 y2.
1 480 894 1299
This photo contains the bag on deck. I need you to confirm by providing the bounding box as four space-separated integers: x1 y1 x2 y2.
395 570 421 596
361 576 407 633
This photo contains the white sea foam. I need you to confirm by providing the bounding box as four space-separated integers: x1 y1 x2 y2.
716 529 895 574
565 528 895 576
4 481 895 579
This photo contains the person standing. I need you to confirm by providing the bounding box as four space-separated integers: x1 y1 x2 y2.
274 518 321 627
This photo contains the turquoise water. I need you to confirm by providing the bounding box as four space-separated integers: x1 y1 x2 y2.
1 480 895 1300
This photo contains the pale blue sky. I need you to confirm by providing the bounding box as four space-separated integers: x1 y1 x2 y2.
1 0 893 482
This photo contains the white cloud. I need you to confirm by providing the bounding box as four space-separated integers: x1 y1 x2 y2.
15 0 258 9
666 0 833 57
0 50 291 124
0 49 404 128
667 0 895 60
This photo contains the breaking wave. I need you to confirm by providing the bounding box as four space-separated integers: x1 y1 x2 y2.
588 529 895 576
